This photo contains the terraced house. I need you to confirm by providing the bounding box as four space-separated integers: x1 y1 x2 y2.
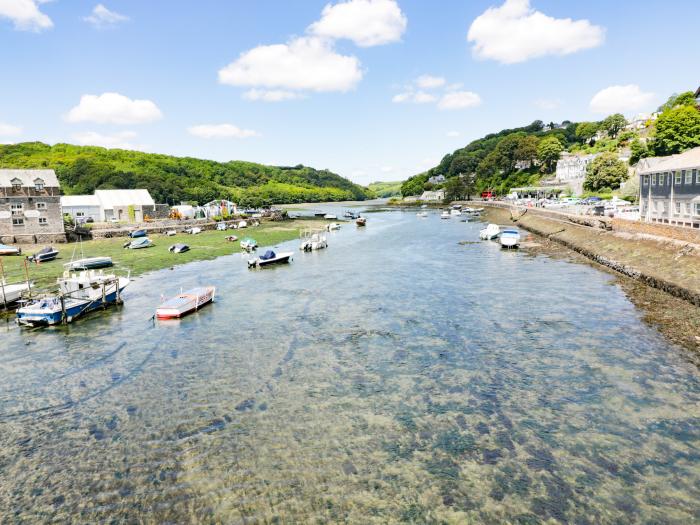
638 147 700 229
0 169 65 243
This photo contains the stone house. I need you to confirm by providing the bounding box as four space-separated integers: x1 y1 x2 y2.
0 169 66 243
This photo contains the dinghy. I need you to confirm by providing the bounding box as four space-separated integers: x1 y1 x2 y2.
124 237 154 249
356 216 367 226
0 244 21 256
184 227 201 235
240 237 257 251
129 229 147 238
64 256 113 271
155 286 216 319
0 280 33 306
27 246 59 263
165 230 177 236
450 209 462 216
324 214 337 220
169 243 190 253
479 223 501 240
500 229 521 249
248 250 293 268
326 222 341 231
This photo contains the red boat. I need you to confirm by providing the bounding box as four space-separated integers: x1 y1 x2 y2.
156 286 216 319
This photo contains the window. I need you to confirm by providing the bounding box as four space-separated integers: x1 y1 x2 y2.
38 217 48 225
695 203 700 216
36 202 47 210
10 178 22 191
652 174 656 186
687 170 694 184
676 171 682 184
11 203 23 215
34 179 44 191
76 211 85 217
643 175 649 185
675 202 681 213
12 218 24 226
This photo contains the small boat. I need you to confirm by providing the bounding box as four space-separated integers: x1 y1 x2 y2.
421 204 428 209
324 214 337 220
300 230 328 251
344 211 358 219
64 256 113 271
216 223 227 231
27 246 59 263
237 220 248 229
225 235 238 242
440 211 450 219
417 211 428 217
326 222 341 231
16 270 129 326
129 229 147 238
0 244 21 256
184 227 201 235
155 286 216 320
356 216 367 226
124 237 154 249
500 229 521 249
165 230 177 236
450 209 462 216
479 223 501 240
240 237 258 251
0 280 33 306
248 249 293 268
169 243 190 253
314 212 326 217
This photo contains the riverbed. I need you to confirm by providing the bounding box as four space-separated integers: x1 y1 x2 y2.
1 207 698 523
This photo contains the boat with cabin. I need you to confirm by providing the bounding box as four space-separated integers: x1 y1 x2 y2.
300 229 328 251
450 209 462 216
500 229 521 249
479 223 501 240
248 250 293 268
326 222 341 231
27 246 59 263
155 286 216 319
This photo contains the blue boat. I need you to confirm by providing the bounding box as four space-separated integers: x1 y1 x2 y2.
129 229 147 238
16 270 130 326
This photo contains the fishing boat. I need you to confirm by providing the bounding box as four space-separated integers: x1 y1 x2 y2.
300 230 328 251
169 243 190 253
124 237 154 249
16 270 129 326
417 211 428 218
440 211 450 219
500 229 521 249
27 246 59 263
356 216 367 226
64 256 113 271
479 223 501 240
0 244 21 256
248 250 293 268
324 214 338 220
129 229 147 238
240 237 257 251
155 286 216 319
326 222 341 231
0 280 33 307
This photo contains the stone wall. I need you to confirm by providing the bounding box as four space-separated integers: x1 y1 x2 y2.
612 218 700 244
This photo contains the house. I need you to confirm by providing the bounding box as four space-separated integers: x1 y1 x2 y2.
0 169 66 243
624 113 659 131
638 146 700 228
420 190 445 202
555 153 598 195
61 189 157 223
428 175 445 185
201 199 237 219
60 194 102 223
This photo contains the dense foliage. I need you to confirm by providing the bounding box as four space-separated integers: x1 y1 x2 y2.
583 152 629 192
0 142 373 207
367 181 402 198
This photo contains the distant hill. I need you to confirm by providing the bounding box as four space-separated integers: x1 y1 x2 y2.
368 180 402 198
0 142 373 207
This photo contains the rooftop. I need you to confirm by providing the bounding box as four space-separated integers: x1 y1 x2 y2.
60 195 101 207
636 147 700 174
94 189 155 208
0 169 59 188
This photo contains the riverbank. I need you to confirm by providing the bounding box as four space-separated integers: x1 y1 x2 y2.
479 205 700 353
0 218 327 292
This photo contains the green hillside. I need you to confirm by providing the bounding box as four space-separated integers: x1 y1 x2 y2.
0 142 374 207
367 180 402 198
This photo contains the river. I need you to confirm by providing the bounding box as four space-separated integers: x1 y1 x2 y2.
1 207 698 523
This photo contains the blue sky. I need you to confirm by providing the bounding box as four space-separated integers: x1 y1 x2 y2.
1 0 698 185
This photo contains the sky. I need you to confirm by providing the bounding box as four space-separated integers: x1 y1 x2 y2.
1 0 699 186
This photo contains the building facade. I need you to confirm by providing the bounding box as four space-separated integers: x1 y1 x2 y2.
420 190 445 202
638 147 700 229
555 153 598 195
61 189 157 223
0 169 66 243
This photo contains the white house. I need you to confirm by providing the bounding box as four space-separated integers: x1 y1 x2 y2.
420 190 445 202
60 194 102 223
61 189 156 223
201 199 237 218
428 175 445 185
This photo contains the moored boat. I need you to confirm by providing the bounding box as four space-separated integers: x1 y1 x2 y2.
0 280 33 307
479 223 501 240
300 230 328 251
440 211 450 219
500 228 521 249
450 209 462 216
63 256 113 271
124 237 154 249
155 286 216 319
248 250 293 268
27 246 59 263
0 244 21 256
324 214 337 220
326 222 341 231
417 211 428 217
356 216 367 226
169 243 190 253
129 229 147 238
240 237 257 251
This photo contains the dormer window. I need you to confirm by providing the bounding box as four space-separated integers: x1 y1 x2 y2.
10 178 22 191
34 178 44 191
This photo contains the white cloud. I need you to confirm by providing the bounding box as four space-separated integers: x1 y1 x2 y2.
392 91 436 104
534 98 562 110
84 4 128 28
72 130 148 151
242 89 305 102
446 131 461 137
188 124 259 139
438 91 482 110
415 75 445 89
467 0 604 64
589 84 655 115
65 93 163 125
308 0 407 47
219 37 362 93
0 122 22 136
0 0 53 31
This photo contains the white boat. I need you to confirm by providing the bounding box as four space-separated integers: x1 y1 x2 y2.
63 256 113 271
0 244 21 256
0 280 33 306
441 211 450 219
248 250 293 268
500 228 521 249
184 227 201 235
356 216 366 226
123 237 154 249
450 209 462 216
324 214 337 220
479 223 501 240
16 270 129 326
216 223 227 231
165 230 177 236
421 204 428 209
300 230 328 251
240 237 257 251
156 286 215 319
417 211 428 217
27 246 59 263
168 243 190 253
326 222 341 231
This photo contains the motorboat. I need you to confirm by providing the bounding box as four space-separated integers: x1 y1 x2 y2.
16 270 129 326
0 280 33 306
240 237 258 251
479 223 501 240
417 211 428 217
169 243 190 253
248 250 293 268
27 246 59 263
326 222 341 231
356 216 367 226
129 229 147 238
450 209 462 216
184 227 201 235
324 214 337 220
124 237 154 249
440 211 450 219
500 229 521 249
0 244 21 256
421 204 428 209
64 256 113 271
165 230 177 236
300 230 328 251
216 223 227 231
344 211 358 219
155 286 216 320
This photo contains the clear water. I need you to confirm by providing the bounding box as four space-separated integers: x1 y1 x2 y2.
1 209 698 523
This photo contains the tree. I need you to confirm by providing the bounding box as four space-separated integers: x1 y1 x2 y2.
537 136 563 173
443 175 471 202
575 121 599 142
514 135 539 166
651 105 700 156
657 91 697 113
600 114 627 137
584 152 628 191
629 138 648 165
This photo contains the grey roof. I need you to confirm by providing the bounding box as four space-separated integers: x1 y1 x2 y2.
0 169 60 188
636 147 700 174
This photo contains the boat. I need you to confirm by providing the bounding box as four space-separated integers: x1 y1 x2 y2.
326 222 341 231
129 229 147 238
165 230 177 236
300 230 328 251
421 204 428 209
169 243 190 253
0 244 21 256
216 223 227 231
356 216 367 226
450 209 462 216
155 286 216 320
440 211 450 219
344 210 358 219
63 256 113 271
124 237 154 249
0 280 33 306
240 237 258 251
236 220 248 229
184 227 201 235
248 249 293 268
500 229 521 249
16 270 129 326
27 246 59 263
479 223 501 240
417 211 428 217
225 235 238 242
324 214 337 220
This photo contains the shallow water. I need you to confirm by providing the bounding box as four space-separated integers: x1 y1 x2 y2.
1 209 699 524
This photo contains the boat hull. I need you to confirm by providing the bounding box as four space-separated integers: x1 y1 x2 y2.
156 286 215 319
65 257 113 271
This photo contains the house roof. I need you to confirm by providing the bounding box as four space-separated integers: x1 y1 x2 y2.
636 147 700 174
94 189 155 209
60 195 101 207
0 169 59 188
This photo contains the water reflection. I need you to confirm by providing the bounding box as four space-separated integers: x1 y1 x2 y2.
1 209 698 523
